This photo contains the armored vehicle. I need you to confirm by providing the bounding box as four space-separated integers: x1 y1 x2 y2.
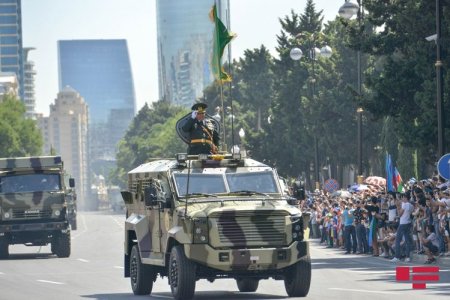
122 153 311 300
0 156 74 259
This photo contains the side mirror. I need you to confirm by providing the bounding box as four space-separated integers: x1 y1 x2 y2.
69 178 75 188
144 186 158 206
121 191 133 204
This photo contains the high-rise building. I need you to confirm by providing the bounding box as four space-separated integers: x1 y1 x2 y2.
36 87 89 209
0 0 24 100
57 39 136 165
156 0 230 107
23 47 36 118
0 72 17 97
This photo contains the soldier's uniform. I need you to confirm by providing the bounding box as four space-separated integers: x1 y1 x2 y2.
182 103 220 155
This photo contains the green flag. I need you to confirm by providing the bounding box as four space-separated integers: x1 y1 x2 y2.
209 4 235 83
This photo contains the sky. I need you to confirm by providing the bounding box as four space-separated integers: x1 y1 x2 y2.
22 0 344 116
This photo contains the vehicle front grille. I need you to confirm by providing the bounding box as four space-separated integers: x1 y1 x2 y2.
211 211 287 247
12 209 52 219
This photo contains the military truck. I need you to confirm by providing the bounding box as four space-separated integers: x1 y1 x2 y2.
122 153 311 300
0 156 74 259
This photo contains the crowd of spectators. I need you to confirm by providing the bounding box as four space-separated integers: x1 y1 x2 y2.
297 176 450 264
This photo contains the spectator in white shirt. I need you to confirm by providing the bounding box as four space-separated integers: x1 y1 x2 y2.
391 193 414 262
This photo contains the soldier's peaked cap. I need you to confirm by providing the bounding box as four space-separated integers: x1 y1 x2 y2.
191 102 207 113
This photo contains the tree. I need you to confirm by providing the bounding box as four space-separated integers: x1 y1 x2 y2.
265 1 332 181
111 101 188 187
344 0 450 170
0 95 42 157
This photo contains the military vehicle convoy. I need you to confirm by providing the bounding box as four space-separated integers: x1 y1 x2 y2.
122 153 311 300
0 156 75 259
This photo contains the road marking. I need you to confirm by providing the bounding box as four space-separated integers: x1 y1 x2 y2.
0 272 4 275
329 288 398 295
351 270 396 275
114 266 124 269
37 280 65 285
77 258 89 263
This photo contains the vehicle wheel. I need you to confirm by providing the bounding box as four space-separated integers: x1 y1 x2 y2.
53 231 71 258
0 236 9 259
236 278 259 292
169 245 196 300
284 256 311 297
70 219 77 231
130 245 154 295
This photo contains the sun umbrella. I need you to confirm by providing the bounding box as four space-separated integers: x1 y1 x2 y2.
349 184 370 192
330 190 352 198
364 176 386 187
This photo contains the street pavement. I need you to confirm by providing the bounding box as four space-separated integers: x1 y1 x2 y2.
0 212 448 300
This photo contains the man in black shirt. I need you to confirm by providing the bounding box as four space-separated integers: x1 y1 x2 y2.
354 200 368 254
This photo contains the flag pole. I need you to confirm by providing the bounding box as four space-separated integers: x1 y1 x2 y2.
225 0 235 153
215 0 227 151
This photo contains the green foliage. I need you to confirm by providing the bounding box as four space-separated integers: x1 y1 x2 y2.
0 95 42 157
112 0 449 188
346 0 450 166
111 101 188 186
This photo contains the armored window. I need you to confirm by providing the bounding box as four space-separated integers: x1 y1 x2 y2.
173 173 226 196
226 171 279 194
0 173 60 194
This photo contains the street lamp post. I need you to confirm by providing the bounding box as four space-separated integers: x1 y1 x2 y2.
436 0 445 157
339 0 364 184
290 38 332 191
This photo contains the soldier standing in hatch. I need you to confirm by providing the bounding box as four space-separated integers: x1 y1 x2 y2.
182 103 220 155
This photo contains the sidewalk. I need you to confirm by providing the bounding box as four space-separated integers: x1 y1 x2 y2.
411 252 450 267
308 237 450 267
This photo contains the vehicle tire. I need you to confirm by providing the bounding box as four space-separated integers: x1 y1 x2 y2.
53 231 71 258
169 245 196 300
130 245 154 295
70 219 77 231
236 278 259 292
284 255 311 297
0 236 9 259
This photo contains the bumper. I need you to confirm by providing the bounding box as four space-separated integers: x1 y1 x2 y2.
185 241 309 272
0 221 68 233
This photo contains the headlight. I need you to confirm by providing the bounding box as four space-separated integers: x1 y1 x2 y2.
4 212 11 219
290 214 303 241
54 210 61 216
193 218 208 244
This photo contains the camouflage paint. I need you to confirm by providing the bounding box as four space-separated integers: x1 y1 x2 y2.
0 156 70 234
123 155 309 279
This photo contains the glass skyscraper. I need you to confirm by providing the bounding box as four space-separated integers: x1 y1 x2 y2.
58 39 136 163
23 47 36 118
0 0 24 100
156 0 230 107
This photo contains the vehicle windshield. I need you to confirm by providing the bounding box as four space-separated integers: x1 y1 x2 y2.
226 171 278 194
173 170 279 197
174 173 227 196
0 173 61 194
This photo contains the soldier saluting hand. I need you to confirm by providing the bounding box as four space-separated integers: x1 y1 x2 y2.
182 103 220 155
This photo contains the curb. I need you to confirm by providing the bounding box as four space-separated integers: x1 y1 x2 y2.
411 253 450 267
309 238 450 267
